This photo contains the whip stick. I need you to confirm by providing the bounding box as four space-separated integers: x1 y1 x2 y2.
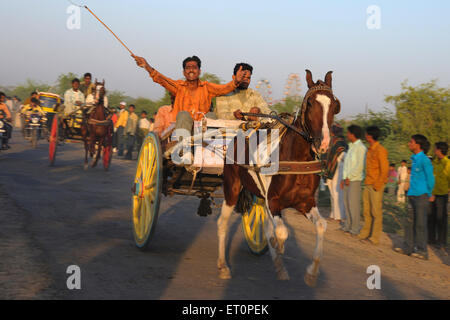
83 5 135 56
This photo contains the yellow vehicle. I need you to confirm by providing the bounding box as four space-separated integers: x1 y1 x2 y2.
38 92 63 130
38 92 62 113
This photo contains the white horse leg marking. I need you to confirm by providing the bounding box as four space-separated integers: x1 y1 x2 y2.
274 215 288 254
243 172 288 279
305 206 327 287
316 94 331 153
263 208 289 280
217 201 234 279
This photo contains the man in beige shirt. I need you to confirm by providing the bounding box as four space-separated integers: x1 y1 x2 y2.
215 63 271 121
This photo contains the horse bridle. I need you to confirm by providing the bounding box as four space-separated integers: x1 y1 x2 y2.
242 84 339 151
297 84 338 147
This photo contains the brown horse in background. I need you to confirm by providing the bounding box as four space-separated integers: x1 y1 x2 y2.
81 80 113 170
217 70 341 286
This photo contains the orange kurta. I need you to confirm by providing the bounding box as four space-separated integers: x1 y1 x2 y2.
364 141 389 191
0 103 11 119
149 69 237 122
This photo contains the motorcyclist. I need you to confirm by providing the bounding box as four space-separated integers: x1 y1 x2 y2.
21 98 46 118
0 92 12 149
21 98 46 139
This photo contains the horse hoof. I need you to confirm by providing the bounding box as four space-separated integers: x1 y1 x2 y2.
277 240 285 255
304 272 318 287
270 237 285 255
218 267 231 280
277 269 290 281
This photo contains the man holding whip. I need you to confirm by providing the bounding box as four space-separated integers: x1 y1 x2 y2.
132 55 247 133
74 4 247 133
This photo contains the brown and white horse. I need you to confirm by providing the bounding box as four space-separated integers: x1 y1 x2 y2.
81 80 112 170
217 70 341 286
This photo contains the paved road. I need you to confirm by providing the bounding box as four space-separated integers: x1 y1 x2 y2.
0 132 449 299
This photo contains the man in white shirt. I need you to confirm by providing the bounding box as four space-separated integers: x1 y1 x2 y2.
63 78 85 117
137 111 152 151
340 125 368 235
397 160 408 203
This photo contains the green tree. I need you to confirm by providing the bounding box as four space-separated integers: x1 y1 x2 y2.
200 72 222 84
54 72 81 96
385 80 450 145
343 108 411 164
132 97 157 116
108 90 134 108
9 79 51 101
350 108 396 139
154 90 172 108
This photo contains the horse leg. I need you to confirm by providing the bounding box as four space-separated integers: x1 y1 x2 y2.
268 197 289 255
217 166 241 280
304 206 327 287
92 137 102 168
89 130 96 158
263 206 290 281
84 139 89 170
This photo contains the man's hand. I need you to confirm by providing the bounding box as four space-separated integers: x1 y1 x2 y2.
248 107 261 121
133 55 149 69
234 107 262 121
429 195 436 202
340 180 345 190
233 109 244 120
233 66 245 86
344 178 350 186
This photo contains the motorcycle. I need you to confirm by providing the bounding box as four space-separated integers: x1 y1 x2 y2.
25 112 46 148
0 113 9 150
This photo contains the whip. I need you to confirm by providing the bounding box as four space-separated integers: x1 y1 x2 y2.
67 1 136 56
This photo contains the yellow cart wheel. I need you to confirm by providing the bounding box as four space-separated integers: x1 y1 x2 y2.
132 132 163 250
241 196 268 256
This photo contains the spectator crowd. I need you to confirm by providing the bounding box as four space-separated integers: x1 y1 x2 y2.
325 124 449 260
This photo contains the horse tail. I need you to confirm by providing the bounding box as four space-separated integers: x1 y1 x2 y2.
235 188 253 215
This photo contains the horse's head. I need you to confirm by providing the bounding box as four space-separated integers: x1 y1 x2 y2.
301 70 341 154
92 79 106 105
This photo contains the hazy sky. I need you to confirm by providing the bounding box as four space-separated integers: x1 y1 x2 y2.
1 0 449 118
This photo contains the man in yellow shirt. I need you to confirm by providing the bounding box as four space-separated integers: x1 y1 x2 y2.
358 126 389 245
20 98 46 117
80 73 96 97
114 102 129 156
215 63 271 120
23 91 38 106
429 142 450 249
